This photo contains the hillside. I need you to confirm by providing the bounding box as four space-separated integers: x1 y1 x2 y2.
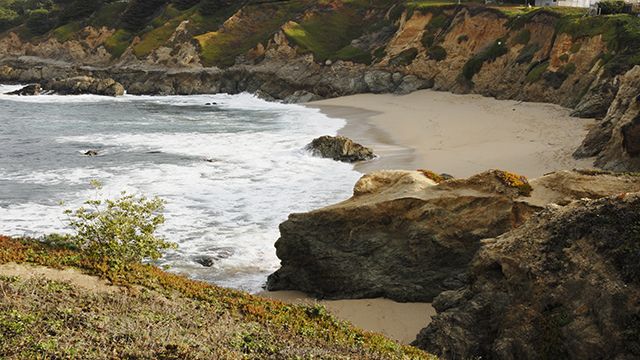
1 0 640 171
0 236 431 359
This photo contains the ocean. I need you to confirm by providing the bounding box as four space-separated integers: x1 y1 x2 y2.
0 84 362 292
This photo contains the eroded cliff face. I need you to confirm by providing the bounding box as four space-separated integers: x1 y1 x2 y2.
266 169 640 302
414 193 640 359
576 66 640 172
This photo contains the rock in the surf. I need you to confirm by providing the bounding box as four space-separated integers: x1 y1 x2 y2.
5 84 41 96
306 135 375 163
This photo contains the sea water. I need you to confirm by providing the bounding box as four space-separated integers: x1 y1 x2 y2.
0 84 362 292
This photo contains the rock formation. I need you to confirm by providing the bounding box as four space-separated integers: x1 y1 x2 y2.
414 193 640 360
576 65 640 172
306 135 375 163
5 83 41 95
266 169 640 302
44 76 125 97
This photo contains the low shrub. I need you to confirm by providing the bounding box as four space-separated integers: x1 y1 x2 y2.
63 182 176 273
389 47 418 66
428 45 447 61
462 39 508 80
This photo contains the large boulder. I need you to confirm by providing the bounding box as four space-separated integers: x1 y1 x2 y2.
44 76 125 96
267 169 640 302
415 193 640 360
306 135 375 163
5 83 41 95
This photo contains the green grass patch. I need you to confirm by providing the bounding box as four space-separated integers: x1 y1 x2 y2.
526 60 549 83
52 21 81 42
283 7 366 63
104 29 133 58
335 45 372 64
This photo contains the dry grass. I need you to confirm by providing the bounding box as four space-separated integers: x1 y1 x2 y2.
0 236 434 359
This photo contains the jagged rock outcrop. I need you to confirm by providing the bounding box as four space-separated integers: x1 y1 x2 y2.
44 76 125 96
307 136 375 163
576 66 640 172
266 169 640 302
5 83 41 95
414 193 640 360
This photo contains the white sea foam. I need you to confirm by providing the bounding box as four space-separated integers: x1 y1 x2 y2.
0 90 361 292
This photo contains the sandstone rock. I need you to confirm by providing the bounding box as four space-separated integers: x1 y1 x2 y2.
266 170 640 302
5 84 41 95
415 193 640 360
306 135 375 163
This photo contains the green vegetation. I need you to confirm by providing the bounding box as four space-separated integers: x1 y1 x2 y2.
457 34 469 43
0 235 434 359
283 5 368 63
61 183 177 274
462 38 508 80
597 0 627 15
512 28 530 45
389 47 419 66
526 60 549 83
104 29 132 58
428 45 446 61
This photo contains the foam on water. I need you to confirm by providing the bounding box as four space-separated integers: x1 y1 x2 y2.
0 88 361 292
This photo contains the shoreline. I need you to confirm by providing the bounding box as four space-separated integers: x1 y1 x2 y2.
311 89 596 178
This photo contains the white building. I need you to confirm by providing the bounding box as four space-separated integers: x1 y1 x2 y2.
534 0 597 7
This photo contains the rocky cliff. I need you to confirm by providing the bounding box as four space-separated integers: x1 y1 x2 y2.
1 1 639 168
266 169 640 302
414 193 640 359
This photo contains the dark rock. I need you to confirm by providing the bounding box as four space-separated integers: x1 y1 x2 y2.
415 193 640 360
193 256 215 267
5 84 41 96
306 135 375 163
84 150 98 156
45 76 125 97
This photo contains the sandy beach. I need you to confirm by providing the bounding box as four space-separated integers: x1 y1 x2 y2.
261 291 436 344
260 90 599 346
312 90 596 178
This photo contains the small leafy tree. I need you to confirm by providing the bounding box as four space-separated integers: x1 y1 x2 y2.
64 181 176 272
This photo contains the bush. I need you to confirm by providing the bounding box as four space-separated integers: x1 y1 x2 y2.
0 7 19 31
172 0 201 10
200 0 227 16
513 29 531 45
598 0 626 14
120 0 167 31
26 8 54 35
428 45 447 61
58 0 103 23
462 39 508 80
63 182 176 272
389 47 418 67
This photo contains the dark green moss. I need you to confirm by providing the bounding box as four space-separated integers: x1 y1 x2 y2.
428 45 446 61
389 47 419 66
462 38 508 80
